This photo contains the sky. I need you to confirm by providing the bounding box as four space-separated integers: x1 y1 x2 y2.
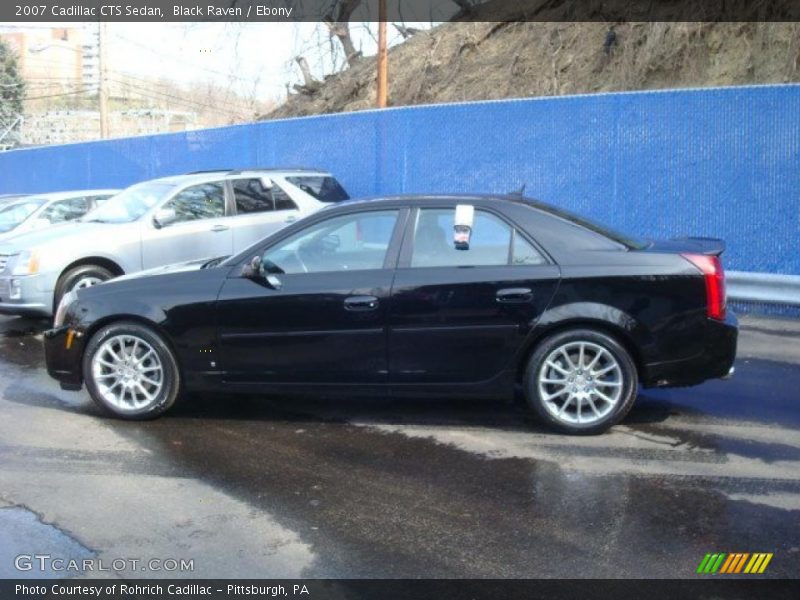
1 21 439 103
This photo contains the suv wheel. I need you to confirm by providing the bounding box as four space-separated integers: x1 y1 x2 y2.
523 328 638 434
55 264 114 309
83 321 181 419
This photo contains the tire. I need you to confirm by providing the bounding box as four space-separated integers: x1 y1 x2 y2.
54 264 115 310
522 328 638 435
82 321 181 420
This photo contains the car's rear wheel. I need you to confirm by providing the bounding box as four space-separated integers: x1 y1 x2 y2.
54 264 115 311
523 328 638 434
82 321 180 419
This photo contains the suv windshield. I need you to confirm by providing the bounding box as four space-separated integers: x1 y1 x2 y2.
528 199 648 250
85 182 174 223
285 176 349 203
0 199 45 232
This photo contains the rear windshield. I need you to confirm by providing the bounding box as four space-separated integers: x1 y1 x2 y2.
285 176 349 203
527 199 648 250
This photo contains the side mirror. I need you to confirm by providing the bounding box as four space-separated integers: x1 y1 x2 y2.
454 204 474 250
153 208 177 229
242 255 263 279
241 255 282 290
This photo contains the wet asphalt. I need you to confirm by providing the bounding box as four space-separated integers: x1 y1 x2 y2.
0 313 798 579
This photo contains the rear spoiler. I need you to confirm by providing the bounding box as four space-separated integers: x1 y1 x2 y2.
670 236 726 257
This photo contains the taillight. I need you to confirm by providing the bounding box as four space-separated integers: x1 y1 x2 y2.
682 253 726 320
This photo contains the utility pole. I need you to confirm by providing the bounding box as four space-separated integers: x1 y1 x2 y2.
98 22 109 138
376 0 388 108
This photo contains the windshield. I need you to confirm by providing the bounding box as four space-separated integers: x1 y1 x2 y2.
84 182 174 224
528 199 648 250
0 199 45 233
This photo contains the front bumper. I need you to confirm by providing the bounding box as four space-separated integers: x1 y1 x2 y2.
0 274 54 317
44 325 86 390
643 312 738 388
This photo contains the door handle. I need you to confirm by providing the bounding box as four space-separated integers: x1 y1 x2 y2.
496 287 533 303
285 215 298 224
344 295 379 311
211 224 229 232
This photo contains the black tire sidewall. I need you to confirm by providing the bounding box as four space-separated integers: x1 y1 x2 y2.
524 328 638 435
82 321 180 420
55 265 114 310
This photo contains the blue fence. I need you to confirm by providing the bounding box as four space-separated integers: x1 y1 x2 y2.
1 84 798 275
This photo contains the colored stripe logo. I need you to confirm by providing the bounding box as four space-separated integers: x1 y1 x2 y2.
697 552 773 574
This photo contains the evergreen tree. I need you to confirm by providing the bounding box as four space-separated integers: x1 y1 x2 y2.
0 38 25 147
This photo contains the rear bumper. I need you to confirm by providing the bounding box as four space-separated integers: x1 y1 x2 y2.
44 325 86 390
643 312 738 388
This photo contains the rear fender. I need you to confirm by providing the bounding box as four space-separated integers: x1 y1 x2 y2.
515 301 651 378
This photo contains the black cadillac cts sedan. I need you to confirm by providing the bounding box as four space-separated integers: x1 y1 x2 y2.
45 194 737 434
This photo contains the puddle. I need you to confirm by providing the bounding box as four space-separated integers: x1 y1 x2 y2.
0 505 95 578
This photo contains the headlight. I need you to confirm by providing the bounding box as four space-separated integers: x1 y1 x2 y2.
11 250 41 275
54 290 78 328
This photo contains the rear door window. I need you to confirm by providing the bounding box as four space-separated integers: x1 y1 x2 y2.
232 179 298 213
232 179 273 214
164 182 226 223
410 208 546 268
285 176 349 203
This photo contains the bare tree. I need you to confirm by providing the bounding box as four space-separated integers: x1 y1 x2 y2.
323 0 364 67
293 56 322 95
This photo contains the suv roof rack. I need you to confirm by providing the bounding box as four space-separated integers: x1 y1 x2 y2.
226 167 327 175
186 167 327 176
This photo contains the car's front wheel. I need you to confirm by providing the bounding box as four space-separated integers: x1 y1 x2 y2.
523 328 638 434
82 321 181 419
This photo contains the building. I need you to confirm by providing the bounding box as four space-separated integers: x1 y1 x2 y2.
0 26 98 96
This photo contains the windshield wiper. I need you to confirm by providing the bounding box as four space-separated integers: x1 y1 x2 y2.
201 256 229 269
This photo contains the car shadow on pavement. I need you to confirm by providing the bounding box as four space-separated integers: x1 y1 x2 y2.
158 389 674 433
0 316 50 336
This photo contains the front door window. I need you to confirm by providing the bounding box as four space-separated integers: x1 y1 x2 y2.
262 210 399 275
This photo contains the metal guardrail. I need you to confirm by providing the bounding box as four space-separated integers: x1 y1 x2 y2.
727 271 800 305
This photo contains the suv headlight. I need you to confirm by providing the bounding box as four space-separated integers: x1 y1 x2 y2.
11 250 41 275
54 290 78 328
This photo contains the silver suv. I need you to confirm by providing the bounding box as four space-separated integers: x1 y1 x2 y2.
0 169 349 317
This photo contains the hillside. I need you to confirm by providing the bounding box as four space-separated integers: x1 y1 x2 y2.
267 22 800 119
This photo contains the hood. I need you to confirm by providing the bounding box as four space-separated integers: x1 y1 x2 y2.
110 256 229 283
0 221 106 253
0 221 130 255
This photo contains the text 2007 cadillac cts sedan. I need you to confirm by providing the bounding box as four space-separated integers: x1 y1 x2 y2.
44 194 737 434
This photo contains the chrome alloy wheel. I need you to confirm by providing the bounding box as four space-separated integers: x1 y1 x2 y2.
91 334 164 411
537 341 623 425
71 276 104 291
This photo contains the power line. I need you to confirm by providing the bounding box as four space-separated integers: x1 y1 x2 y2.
25 88 93 100
111 32 260 84
108 80 249 118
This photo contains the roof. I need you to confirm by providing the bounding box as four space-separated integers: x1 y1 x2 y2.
333 193 537 209
26 189 121 201
152 168 332 186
